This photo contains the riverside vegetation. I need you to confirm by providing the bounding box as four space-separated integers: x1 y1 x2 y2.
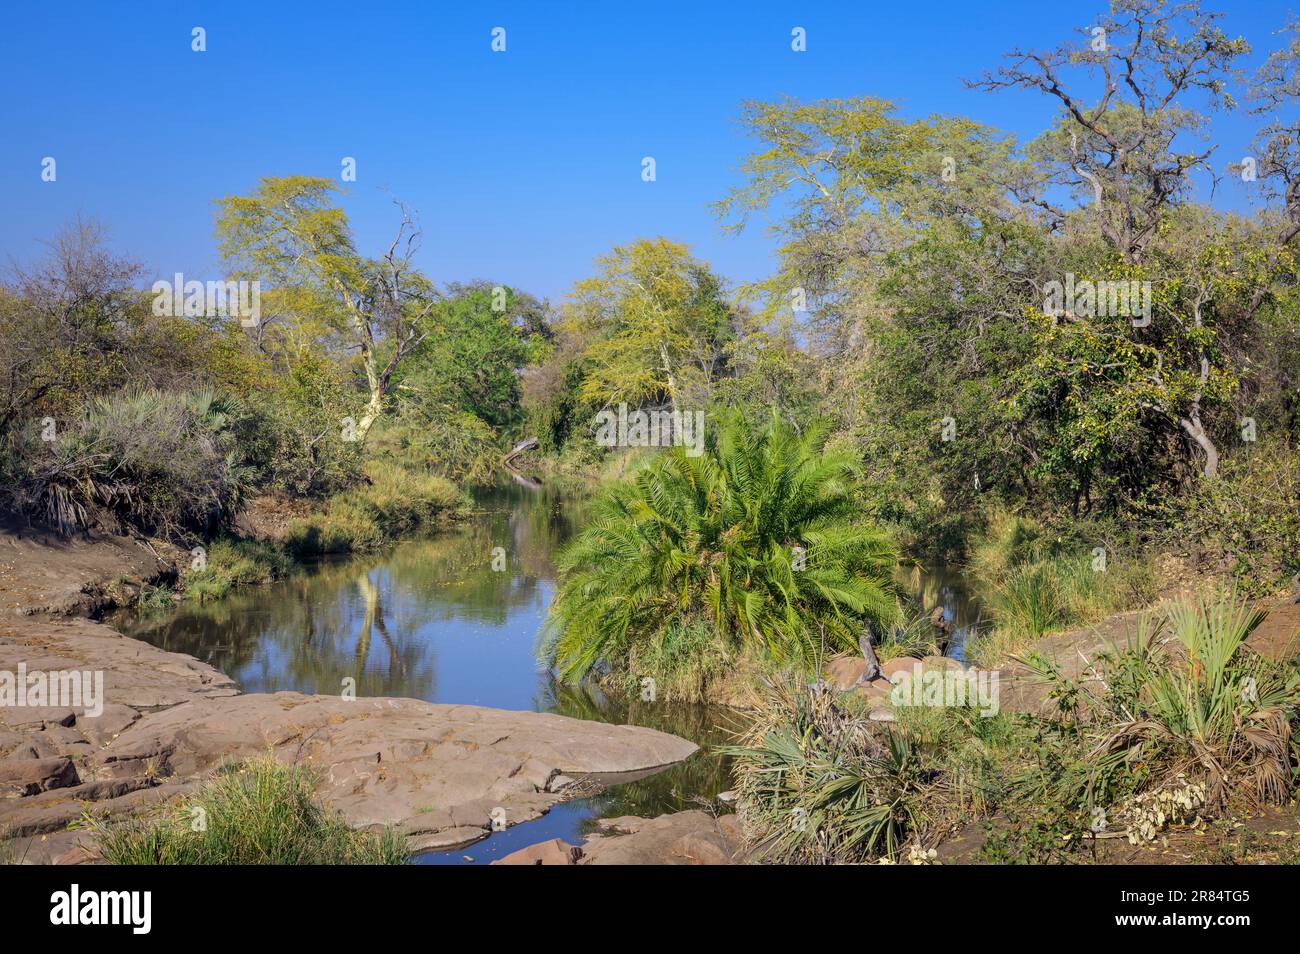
2 0 1299 864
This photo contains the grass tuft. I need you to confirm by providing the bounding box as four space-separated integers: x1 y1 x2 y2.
82 756 408 865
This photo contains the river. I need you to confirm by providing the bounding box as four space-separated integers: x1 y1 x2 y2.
113 482 736 863
113 480 980 863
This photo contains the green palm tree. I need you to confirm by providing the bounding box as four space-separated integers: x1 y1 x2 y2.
542 413 899 687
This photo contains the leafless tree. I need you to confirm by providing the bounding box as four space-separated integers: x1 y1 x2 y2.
968 0 1247 264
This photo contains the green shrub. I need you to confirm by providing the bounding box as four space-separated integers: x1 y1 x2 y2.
618 620 734 702
1168 442 1300 596
230 379 362 499
183 538 290 603
284 463 461 557
83 757 407 865
23 388 251 538
542 414 900 698
375 406 502 486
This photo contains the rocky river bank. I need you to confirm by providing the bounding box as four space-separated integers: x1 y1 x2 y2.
0 520 704 864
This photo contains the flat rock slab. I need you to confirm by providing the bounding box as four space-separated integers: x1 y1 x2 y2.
101 692 698 835
0 616 238 716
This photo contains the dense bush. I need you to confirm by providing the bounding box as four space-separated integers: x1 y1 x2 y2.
21 388 251 538
231 354 363 499
1165 443 1300 595
725 679 1017 863
725 682 937 863
727 595 1300 864
375 406 502 486
542 415 900 699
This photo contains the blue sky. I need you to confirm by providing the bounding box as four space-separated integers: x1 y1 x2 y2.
2 0 1295 301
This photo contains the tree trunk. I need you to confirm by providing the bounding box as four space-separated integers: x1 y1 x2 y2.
658 342 679 417
354 385 384 444
855 627 882 684
1179 412 1219 479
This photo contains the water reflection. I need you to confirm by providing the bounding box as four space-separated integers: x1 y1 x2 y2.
113 482 734 864
896 562 983 663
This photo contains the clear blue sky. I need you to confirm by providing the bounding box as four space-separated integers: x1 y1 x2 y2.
2 1 1294 301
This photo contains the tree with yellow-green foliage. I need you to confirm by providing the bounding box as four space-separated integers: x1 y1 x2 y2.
215 176 437 444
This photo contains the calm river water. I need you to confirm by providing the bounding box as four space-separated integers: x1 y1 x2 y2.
114 482 737 864
114 481 981 863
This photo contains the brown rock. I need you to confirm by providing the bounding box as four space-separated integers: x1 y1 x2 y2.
582 810 742 865
853 678 895 705
493 838 582 865
407 826 489 853
0 707 77 729
0 756 79 796
78 703 141 746
920 654 964 671
881 657 921 683
825 655 868 689
99 692 698 833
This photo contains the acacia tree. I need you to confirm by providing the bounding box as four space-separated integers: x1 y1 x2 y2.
561 238 733 415
969 0 1247 265
1246 18 1300 248
712 95 1053 534
711 98 1016 429
215 176 436 444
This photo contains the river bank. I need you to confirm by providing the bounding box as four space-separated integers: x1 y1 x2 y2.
6 497 1300 867
0 516 701 865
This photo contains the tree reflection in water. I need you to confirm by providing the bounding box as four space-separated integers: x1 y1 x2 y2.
115 481 734 822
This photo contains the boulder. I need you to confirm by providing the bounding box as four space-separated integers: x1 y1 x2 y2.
0 756 79 797
825 655 868 690
920 654 964 671
546 774 578 793
881 657 920 683
407 826 489 853
852 677 895 705
579 811 744 865
493 838 582 865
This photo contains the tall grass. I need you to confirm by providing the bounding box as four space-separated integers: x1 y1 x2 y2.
83 757 407 865
967 510 1156 665
183 538 290 603
285 462 462 557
